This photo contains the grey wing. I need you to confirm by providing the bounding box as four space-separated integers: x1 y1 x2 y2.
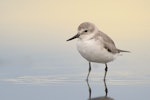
97 31 119 53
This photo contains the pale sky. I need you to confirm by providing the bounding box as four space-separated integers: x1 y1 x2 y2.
0 0 150 45
0 0 150 75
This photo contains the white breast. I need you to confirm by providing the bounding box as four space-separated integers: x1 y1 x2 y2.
76 39 117 63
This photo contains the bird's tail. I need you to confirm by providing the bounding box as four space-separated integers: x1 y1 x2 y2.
118 49 130 53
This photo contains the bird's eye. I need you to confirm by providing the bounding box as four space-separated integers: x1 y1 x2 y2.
84 30 88 32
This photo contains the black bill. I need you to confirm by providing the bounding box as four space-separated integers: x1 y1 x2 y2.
66 34 80 41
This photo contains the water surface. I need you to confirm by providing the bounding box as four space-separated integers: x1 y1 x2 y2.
0 68 150 100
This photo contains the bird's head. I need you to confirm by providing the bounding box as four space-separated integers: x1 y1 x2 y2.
67 22 96 41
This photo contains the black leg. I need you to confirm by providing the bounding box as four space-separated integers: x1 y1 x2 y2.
104 63 108 80
86 62 91 81
86 79 91 99
103 78 108 97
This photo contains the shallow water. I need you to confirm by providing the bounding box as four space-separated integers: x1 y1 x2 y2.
0 70 150 100
0 49 149 100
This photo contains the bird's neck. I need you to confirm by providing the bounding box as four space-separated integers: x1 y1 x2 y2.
79 34 95 41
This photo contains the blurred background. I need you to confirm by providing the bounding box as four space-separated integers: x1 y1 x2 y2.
0 0 150 83
0 1 150 100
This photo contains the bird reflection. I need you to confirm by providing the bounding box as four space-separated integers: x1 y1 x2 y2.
87 79 114 100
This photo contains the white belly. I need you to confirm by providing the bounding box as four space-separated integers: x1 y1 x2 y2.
76 39 116 63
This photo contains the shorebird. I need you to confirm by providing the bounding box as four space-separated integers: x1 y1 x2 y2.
67 22 129 80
